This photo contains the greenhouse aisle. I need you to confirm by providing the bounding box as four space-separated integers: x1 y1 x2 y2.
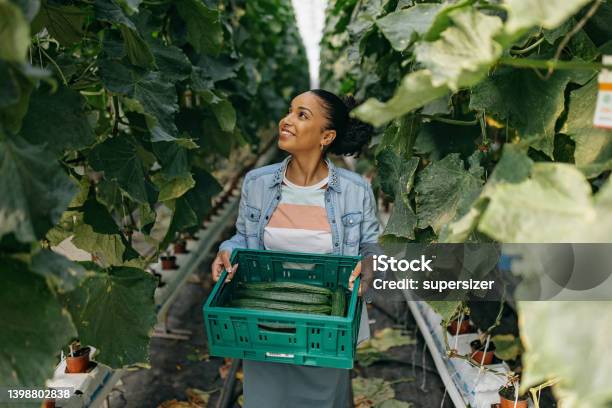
108 234 453 408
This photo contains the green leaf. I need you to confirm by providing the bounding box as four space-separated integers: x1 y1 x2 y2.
375 114 420 158
519 301 612 407
353 70 449 127
376 4 442 51
375 148 419 199
99 60 179 142
422 0 476 41
415 8 503 91
503 0 593 41
31 249 87 293
491 334 522 361
439 146 533 243
352 376 396 406
71 197 130 266
479 163 612 242
200 90 236 132
175 0 223 55
470 67 573 157
563 77 612 178
0 257 77 387
89 136 148 203
0 0 30 62
149 42 192 82
32 0 89 46
155 173 195 202
119 25 155 68
152 141 191 178
61 266 157 367
20 86 95 154
383 190 417 241
415 153 484 233
427 301 462 322
0 137 77 242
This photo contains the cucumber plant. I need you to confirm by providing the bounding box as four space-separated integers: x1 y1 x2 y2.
0 0 308 388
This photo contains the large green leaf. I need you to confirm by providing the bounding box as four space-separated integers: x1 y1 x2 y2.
479 163 612 242
415 153 484 233
352 70 449 126
61 266 157 367
375 148 419 199
20 86 95 154
415 8 503 90
519 301 612 407
89 136 148 203
427 301 462 322
470 67 573 157
503 0 593 41
0 137 77 242
98 59 179 142
376 4 442 51
71 197 131 266
32 0 89 46
439 145 534 243
175 0 223 55
0 0 30 62
31 249 87 293
95 0 154 68
0 258 77 387
154 173 195 202
563 77 612 178
200 90 237 132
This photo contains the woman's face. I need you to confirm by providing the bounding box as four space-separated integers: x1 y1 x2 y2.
277 91 335 155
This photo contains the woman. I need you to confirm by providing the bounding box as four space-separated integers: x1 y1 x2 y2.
210 89 382 408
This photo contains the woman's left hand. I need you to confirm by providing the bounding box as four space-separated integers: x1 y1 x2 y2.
348 258 374 296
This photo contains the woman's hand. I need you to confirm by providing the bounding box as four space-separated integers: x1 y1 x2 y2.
211 250 239 282
348 258 374 296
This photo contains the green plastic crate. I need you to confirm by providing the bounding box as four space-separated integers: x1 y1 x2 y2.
203 248 362 369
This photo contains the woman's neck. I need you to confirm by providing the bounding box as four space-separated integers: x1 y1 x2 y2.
285 154 328 187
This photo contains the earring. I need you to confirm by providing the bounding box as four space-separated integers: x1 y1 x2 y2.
320 143 325 152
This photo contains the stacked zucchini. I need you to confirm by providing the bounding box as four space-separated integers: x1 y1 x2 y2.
229 281 346 316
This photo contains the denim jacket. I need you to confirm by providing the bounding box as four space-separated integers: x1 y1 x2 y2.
218 155 382 258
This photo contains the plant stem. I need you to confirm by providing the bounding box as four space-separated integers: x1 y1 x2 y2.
545 0 603 78
420 114 478 126
509 36 544 55
499 56 612 71
39 46 68 85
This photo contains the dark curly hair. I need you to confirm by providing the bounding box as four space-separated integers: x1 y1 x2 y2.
310 89 373 157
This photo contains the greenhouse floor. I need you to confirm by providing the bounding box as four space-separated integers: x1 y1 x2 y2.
108 248 453 408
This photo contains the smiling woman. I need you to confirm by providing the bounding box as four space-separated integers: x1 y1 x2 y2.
210 89 382 408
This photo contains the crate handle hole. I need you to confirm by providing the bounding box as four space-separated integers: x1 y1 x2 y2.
341 345 345 351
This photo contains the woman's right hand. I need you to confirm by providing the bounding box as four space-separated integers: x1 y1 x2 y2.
211 250 239 282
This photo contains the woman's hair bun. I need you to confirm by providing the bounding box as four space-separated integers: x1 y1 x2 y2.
310 89 374 157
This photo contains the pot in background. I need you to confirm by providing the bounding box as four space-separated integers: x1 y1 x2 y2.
470 339 496 365
66 347 90 373
161 255 178 270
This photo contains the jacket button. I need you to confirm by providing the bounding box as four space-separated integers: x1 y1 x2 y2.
265 216 269 220
276 195 280 200
332 220 336 224
326 198 330 202
334 242 339 247
349 219 353 224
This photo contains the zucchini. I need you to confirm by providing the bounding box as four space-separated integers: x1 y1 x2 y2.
229 298 331 315
331 289 346 317
239 281 333 297
235 289 329 305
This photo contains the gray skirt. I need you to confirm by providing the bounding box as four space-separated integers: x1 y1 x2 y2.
242 302 370 408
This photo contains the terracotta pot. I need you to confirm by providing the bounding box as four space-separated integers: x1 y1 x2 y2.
66 347 90 373
447 318 473 335
470 340 496 365
499 387 529 408
173 240 187 254
499 397 528 408
161 255 177 270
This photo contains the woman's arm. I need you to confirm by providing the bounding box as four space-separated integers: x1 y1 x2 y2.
349 182 384 302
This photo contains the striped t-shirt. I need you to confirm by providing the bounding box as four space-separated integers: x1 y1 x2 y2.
263 173 332 254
